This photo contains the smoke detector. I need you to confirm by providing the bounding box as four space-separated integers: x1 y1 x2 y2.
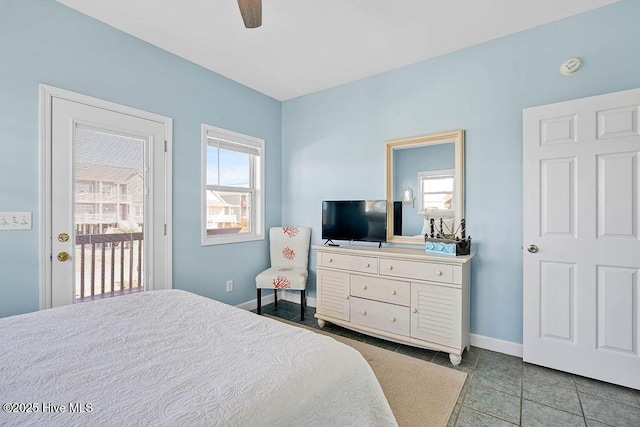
560 57 582 76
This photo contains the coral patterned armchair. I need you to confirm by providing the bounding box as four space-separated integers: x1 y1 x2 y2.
256 226 311 320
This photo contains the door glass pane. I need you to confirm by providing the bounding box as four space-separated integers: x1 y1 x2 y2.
74 127 145 302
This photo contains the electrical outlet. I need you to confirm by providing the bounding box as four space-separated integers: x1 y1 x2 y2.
0 212 32 230
226 280 233 292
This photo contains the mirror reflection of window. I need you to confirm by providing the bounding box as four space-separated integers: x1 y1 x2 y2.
419 169 455 214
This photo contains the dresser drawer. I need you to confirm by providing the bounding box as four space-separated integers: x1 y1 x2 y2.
350 275 410 306
319 252 378 274
379 258 453 283
350 297 410 336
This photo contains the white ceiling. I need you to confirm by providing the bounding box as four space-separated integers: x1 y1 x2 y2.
56 0 619 101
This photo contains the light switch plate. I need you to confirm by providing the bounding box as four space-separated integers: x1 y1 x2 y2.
0 212 32 230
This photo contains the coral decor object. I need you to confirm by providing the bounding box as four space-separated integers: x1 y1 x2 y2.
282 247 295 260
282 226 299 238
272 276 291 289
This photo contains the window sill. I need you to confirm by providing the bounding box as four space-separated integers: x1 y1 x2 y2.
202 232 264 246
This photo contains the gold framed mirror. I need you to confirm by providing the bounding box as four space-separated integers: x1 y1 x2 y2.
385 130 465 245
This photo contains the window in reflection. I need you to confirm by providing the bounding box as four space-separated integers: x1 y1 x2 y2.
419 169 455 213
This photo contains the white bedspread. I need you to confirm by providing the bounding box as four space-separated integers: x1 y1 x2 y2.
0 290 396 426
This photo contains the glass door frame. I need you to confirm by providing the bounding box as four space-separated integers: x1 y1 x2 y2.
39 84 173 309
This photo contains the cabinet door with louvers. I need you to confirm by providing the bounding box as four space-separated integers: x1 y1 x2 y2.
410 283 462 348
316 269 350 321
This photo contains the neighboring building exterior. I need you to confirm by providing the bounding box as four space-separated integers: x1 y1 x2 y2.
205 190 247 232
75 163 144 235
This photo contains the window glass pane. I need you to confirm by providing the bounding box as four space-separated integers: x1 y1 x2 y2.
219 148 250 188
422 193 453 211
205 190 251 235
76 181 94 193
101 182 115 194
421 176 453 193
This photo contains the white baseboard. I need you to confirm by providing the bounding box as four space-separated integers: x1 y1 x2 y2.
470 333 523 358
236 292 275 311
235 291 317 311
280 290 317 308
238 296 522 359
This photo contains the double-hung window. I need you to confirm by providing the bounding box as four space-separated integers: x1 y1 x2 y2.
202 124 264 245
418 169 455 216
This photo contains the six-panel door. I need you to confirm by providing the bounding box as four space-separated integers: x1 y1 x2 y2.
523 88 640 389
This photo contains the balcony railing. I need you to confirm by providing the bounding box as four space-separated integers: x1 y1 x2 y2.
76 232 143 302
75 213 118 224
207 213 237 223
76 192 133 203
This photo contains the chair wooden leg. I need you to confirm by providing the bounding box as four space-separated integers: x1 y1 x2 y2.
301 289 305 321
256 289 262 315
274 289 278 307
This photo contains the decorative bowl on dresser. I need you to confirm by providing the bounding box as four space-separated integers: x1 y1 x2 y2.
314 244 474 365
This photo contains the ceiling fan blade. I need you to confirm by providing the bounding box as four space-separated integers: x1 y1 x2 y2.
237 0 262 28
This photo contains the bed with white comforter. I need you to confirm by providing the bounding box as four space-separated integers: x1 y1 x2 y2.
0 289 396 426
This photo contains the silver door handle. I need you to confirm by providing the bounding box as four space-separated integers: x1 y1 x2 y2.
527 244 538 253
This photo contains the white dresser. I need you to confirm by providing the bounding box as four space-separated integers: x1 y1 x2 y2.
314 245 473 365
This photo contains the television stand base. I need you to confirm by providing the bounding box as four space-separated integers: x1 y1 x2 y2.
324 239 339 247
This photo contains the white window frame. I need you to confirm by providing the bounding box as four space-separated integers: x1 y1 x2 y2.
418 168 455 217
201 124 265 245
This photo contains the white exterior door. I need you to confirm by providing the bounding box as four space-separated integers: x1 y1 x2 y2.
42 86 172 308
523 88 640 389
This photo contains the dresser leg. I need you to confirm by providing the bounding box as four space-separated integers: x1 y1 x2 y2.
449 353 462 366
317 319 326 328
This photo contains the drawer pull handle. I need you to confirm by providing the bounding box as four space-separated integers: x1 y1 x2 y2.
387 265 393 270
361 310 367 316
365 263 370 268
390 290 396 295
390 317 396 322
345 295 350 300
412 308 418 313
328 258 333 263
362 285 367 290
436 270 443 276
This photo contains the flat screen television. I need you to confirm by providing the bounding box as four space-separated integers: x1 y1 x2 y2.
322 200 387 244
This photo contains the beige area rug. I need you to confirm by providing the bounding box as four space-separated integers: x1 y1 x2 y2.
267 316 467 427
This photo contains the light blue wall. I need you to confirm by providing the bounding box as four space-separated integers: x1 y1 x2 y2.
394 144 455 235
0 0 282 317
282 0 640 344
3 0 639 345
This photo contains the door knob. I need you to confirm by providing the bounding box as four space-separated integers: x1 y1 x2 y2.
57 232 69 242
57 252 70 262
527 244 539 253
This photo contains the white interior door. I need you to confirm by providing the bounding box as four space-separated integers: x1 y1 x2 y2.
523 88 640 389
42 87 172 308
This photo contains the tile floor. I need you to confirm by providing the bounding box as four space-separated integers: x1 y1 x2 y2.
256 300 640 427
